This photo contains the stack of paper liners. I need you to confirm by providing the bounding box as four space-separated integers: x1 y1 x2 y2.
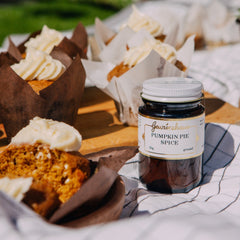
0 23 88 140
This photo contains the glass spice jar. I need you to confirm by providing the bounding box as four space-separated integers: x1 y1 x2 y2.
138 77 205 193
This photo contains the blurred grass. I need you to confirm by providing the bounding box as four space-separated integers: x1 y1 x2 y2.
0 0 134 46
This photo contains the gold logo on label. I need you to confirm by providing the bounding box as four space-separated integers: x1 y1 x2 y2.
150 121 191 132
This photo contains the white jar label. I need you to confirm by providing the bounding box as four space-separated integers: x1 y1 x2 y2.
138 113 205 160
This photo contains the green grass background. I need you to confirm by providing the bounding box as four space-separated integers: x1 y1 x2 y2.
0 0 133 46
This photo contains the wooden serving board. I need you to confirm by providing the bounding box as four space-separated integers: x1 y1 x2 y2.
1 87 239 154
75 87 240 155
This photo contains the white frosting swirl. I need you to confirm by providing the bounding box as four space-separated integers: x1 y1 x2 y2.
11 117 82 152
0 177 33 202
11 47 65 81
123 39 177 67
122 5 164 37
24 25 64 54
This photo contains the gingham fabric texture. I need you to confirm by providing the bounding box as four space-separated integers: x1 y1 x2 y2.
1 123 240 239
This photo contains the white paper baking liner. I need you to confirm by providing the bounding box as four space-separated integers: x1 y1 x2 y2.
83 28 195 126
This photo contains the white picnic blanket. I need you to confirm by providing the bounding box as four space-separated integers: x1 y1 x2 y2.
189 44 240 107
1 122 240 239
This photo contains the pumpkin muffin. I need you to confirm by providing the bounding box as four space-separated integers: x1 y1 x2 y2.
11 47 65 94
107 38 186 81
0 117 91 217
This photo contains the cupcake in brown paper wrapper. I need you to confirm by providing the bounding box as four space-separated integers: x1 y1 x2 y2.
0 114 138 226
15 22 88 60
0 144 138 228
83 29 195 126
0 48 86 140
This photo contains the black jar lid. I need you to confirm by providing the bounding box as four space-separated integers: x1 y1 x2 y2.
141 77 203 103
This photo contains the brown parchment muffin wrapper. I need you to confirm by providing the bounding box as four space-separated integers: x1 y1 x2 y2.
0 22 88 140
0 146 137 227
15 22 88 60
48 146 138 226
0 48 86 140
